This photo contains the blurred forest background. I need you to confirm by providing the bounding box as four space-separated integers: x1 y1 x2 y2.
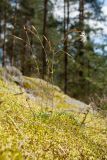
0 0 107 102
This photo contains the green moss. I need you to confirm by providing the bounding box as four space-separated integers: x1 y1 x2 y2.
0 68 107 159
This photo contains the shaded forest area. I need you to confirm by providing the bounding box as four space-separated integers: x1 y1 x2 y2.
0 0 107 103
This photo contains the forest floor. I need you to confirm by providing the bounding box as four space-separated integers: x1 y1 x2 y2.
0 67 107 160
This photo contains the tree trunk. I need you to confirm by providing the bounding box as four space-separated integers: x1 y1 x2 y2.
11 0 18 66
79 0 84 31
2 9 6 67
21 26 27 75
64 0 69 94
42 0 48 79
78 0 84 73
77 0 85 99
0 16 1 40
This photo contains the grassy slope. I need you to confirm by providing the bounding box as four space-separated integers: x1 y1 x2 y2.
0 68 107 160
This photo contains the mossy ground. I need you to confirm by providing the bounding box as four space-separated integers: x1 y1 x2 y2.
0 69 107 160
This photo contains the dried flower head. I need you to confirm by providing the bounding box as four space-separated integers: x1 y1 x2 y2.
80 31 87 43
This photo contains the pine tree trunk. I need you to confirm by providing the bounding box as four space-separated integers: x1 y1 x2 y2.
11 0 17 66
77 0 85 98
2 10 6 67
21 26 27 75
64 0 69 94
0 16 1 40
42 0 48 79
78 0 84 70
79 0 84 31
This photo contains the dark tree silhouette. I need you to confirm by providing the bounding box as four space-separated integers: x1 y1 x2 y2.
11 0 18 66
42 0 48 79
64 0 70 93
